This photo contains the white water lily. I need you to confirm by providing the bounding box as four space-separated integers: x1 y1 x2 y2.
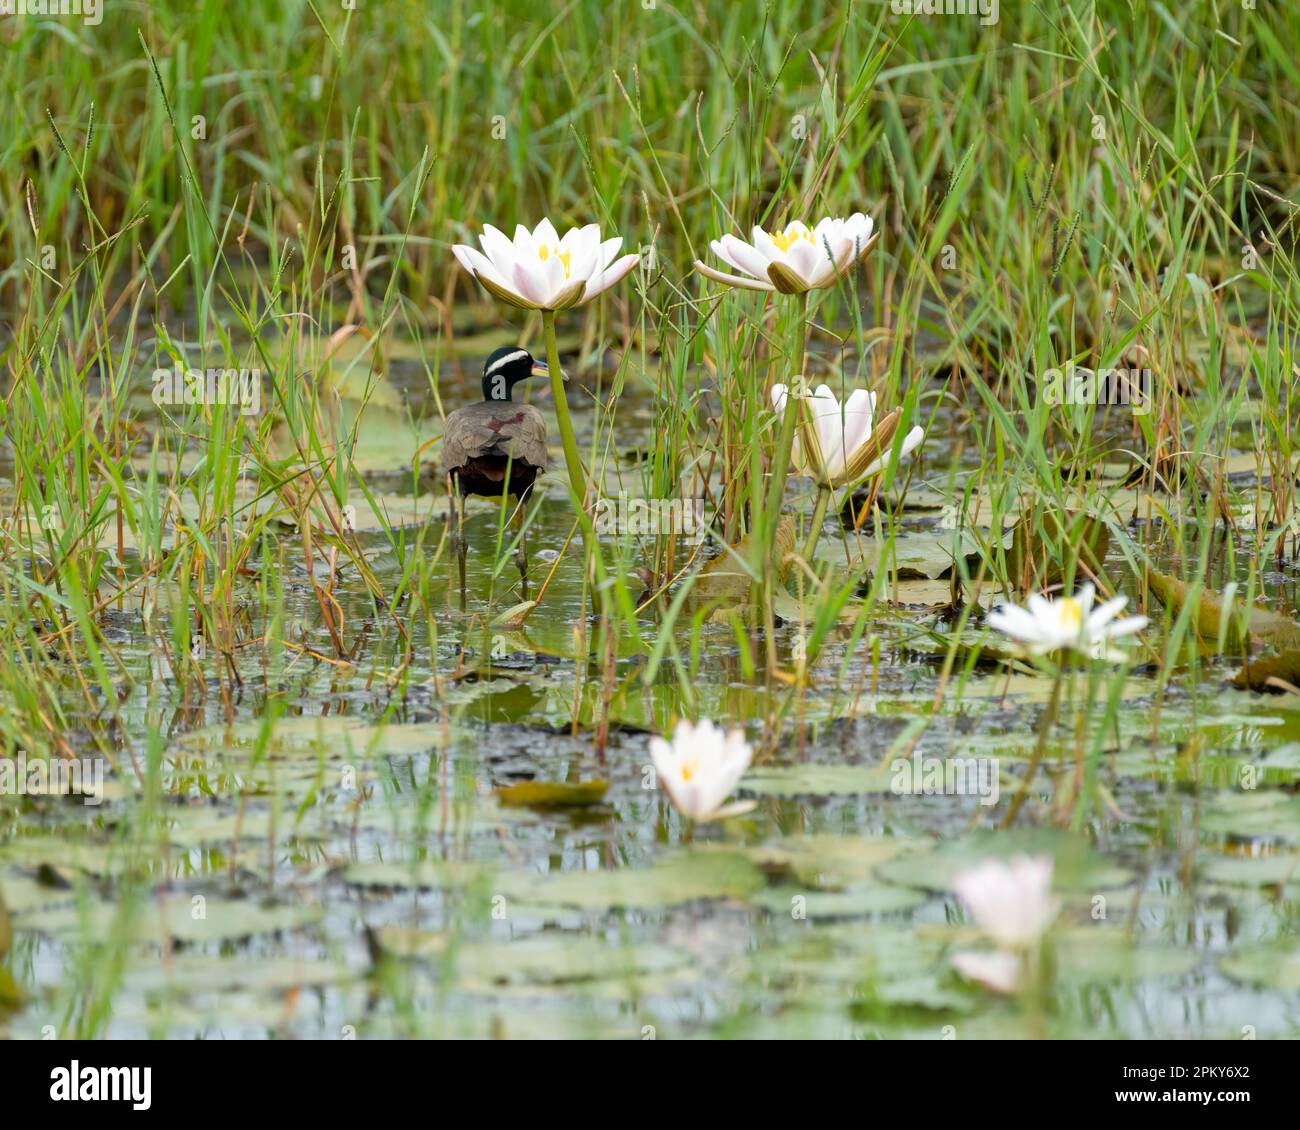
951 950 1023 995
985 583 1148 661
770 383 924 489
694 213 877 294
953 856 1059 950
452 218 640 311
649 719 755 823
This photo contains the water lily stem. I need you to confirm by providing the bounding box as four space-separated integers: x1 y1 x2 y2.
542 310 591 554
802 484 833 562
762 290 809 563
1002 660 1066 827
758 291 808 674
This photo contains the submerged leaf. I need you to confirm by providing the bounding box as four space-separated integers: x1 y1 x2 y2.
495 779 609 808
1233 650 1300 693
689 517 794 615
1147 570 1300 652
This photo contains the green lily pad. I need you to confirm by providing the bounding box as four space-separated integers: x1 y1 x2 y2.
1220 944 1300 988
741 763 896 797
1201 791 1300 842
14 896 319 943
1199 853 1300 887
455 938 690 986
1054 928 1201 982
752 885 927 918
502 851 766 910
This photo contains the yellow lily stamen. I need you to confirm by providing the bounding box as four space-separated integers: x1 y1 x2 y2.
769 226 814 253
537 245 572 278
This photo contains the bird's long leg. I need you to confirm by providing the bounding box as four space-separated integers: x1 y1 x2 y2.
512 496 529 600
448 473 467 610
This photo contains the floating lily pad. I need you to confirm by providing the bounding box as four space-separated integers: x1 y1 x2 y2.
501 851 766 910
1201 792 1300 842
180 717 445 761
342 859 487 890
1199 852 1300 887
455 938 690 986
752 884 927 918
15 896 320 943
1220 945 1300 988
741 763 896 797
1054 928 1201 982
122 955 349 994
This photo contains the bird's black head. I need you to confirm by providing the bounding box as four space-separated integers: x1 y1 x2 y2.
481 346 548 402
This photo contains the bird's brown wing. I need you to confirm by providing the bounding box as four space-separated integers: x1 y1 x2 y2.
441 405 499 473
503 405 548 472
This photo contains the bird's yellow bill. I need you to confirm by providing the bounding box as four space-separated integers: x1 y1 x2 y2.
531 358 567 382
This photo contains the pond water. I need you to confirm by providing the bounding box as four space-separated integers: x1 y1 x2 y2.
3 338 1300 1040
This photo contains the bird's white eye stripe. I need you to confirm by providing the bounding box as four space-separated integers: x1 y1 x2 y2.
485 349 530 377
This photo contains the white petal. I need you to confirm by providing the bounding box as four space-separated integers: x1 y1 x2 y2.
1086 594 1128 632
859 424 924 479
582 253 640 302
532 217 560 250
478 224 518 272
719 234 771 280
694 260 775 292
952 950 1022 994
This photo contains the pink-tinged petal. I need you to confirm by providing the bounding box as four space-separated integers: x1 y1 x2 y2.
559 226 602 282
451 243 478 275
751 226 780 262
582 252 640 302
594 234 624 272
694 260 775 292
718 234 770 280
952 950 1022 994
785 239 822 287
510 260 552 308
542 251 571 304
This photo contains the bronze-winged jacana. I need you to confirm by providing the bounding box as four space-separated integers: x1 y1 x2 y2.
442 346 553 603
